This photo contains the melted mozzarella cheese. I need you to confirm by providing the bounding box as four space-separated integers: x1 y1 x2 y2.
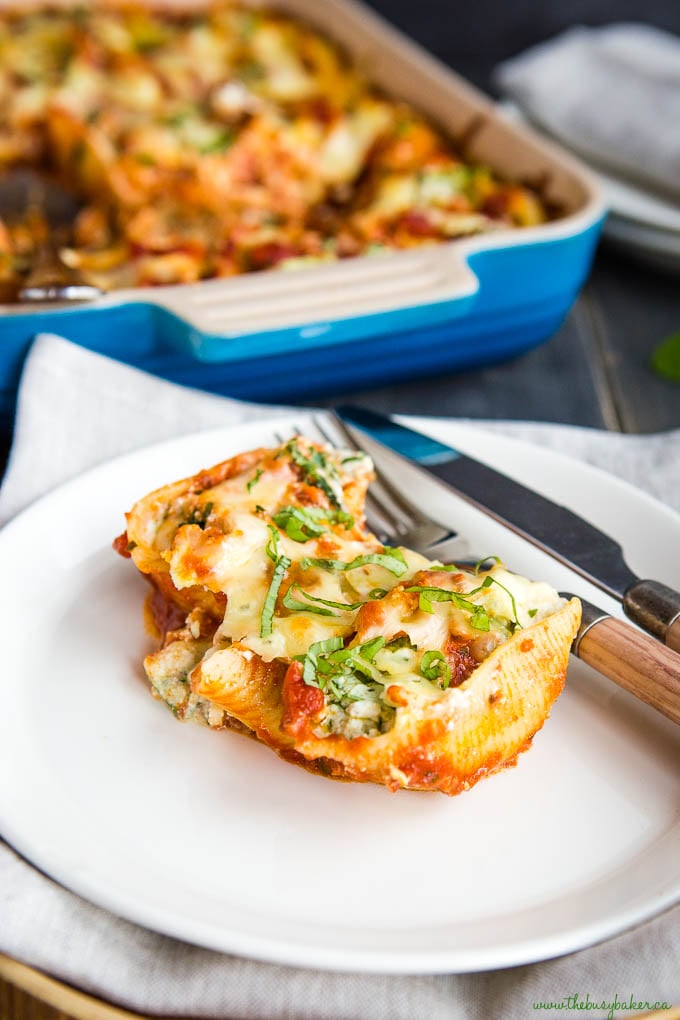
153 442 423 663
166 511 270 591
129 438 568 745
480 566 565 626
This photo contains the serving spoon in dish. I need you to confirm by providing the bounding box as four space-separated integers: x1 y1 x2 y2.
0 168 103 303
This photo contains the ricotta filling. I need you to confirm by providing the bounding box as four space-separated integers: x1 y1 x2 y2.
145 638 227 729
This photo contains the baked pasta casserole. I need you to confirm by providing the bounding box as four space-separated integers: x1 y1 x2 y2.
114 435 580 796
1 3 551 293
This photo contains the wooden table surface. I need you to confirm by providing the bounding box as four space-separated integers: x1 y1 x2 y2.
313 243 680 434
2 2 680 1017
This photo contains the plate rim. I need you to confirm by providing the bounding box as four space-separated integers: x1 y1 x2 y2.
1 414 679 974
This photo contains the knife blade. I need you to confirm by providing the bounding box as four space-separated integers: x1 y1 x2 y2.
336 405 680 652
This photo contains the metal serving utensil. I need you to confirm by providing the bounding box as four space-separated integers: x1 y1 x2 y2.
0 168 102 303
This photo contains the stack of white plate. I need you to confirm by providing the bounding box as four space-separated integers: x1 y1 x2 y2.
499 102 680 275
599 168 680 274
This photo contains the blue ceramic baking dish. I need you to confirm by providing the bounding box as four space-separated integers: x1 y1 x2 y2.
0 0 606 426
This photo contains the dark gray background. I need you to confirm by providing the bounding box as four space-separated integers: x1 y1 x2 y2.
315 1 680 432
364 0 680 92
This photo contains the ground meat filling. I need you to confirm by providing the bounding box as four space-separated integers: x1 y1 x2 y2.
443 637 478 688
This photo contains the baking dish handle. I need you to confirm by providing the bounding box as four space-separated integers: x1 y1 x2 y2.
146 245 480 362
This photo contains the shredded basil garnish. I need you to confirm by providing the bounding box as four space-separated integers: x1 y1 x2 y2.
282 584 364 616
260 552 291 637
483 575 521 631
247 468 264 493
285 439 343 509
469 609 490 632
327 508 355 528
295 636 398 732
296 636 386 694
272 505 354 542
327 636 385 672
406 574 522 632
420 650 451 689
301 548 408 577
273 506 326 542
386 634 417 651
295 636 344 686
406 584 483 617
265 524 281 562
184 502 213 529
528 608 538 618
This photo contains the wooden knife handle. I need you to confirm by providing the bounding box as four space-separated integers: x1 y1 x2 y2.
577 616 680 725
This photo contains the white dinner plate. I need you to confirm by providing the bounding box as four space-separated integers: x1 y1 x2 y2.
602 215 680 277
499 101 680 273
1 415 679 974
596 168 680 235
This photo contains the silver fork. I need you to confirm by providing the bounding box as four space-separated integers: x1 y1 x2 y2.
275 412 680 727
275 418 469 562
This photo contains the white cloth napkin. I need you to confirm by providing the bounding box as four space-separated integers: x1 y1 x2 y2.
496 23 680 203
1 333 679 1018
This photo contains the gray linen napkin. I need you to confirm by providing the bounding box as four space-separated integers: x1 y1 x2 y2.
1 334 678 1018
496 23 680 203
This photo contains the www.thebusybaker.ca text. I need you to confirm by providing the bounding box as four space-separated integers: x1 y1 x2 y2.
533 993 671 1019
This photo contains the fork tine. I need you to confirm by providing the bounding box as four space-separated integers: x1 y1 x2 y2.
272 424 320 451
312 413 419 543
272 414 467 558
312 413 411 526
273 419 328 447
313 412 462 553
315 412 442 526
